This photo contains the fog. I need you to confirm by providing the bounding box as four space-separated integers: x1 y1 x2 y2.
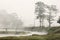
0 0 59 37
0 0 59 26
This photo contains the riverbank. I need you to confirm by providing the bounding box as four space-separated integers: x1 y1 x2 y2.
0 31 47 37
0 34 60 40
0 34 47 40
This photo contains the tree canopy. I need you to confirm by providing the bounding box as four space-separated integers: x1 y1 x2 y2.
0 10 23 29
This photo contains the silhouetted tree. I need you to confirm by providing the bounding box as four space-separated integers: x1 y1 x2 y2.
35 1 58 32
35 1 47 31
46 5 58 30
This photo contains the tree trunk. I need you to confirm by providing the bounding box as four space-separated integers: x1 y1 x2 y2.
15 27 18 34
39 17 42 31
48 11 51 30
5 28 8 34
42 18 44 29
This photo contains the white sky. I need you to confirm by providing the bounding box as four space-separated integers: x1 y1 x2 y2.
0 0 60 26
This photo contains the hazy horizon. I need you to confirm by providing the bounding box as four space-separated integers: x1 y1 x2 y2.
0 0 60 27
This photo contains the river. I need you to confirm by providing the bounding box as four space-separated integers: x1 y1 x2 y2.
0 31 47 37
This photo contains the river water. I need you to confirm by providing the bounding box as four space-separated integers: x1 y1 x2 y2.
0 31 47 37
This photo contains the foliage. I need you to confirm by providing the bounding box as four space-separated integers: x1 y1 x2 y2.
46 5 58 29
47 34 60 40
0 34 60 40
0 10 23 33
48 26 60 34
35 1 47 31
35 1 58 31
0 10 23 27
0 35 47 40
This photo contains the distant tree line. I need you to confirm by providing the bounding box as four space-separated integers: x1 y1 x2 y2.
0 10 23 33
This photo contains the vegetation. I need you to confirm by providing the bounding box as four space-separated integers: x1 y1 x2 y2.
35 2 47 30
0 1 59 40
35 1 58 31
0 34 60 40
0 35 47 40
0 10 23 33
47 26 60 34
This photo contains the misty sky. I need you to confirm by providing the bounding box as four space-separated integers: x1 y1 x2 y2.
0 0 60 26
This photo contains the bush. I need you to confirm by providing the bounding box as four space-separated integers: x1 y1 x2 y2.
47 34 60 40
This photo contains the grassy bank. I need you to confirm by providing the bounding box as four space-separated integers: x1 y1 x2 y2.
0 34 60 40
0 35 47 40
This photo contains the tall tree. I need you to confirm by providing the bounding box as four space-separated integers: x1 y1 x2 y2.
35 1 47 31
46 5 58 30
35 1 58 32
